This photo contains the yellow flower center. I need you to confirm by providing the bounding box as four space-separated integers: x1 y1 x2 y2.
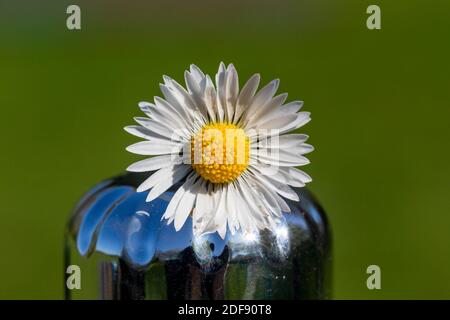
191 123 250 184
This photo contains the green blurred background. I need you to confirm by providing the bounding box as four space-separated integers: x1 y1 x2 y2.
1 0 449 299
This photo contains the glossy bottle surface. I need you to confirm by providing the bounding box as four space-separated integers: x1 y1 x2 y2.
65 172 331 300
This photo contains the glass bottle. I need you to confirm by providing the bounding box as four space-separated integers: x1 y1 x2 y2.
65 172 331 299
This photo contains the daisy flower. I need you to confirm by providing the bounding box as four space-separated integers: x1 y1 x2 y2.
125 62 313 238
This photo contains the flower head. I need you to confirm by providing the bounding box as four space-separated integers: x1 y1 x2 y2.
125 62 313 238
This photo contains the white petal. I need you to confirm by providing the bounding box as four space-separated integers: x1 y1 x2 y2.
251 173 299 202
190 64 205 81
203 75 218 122
163 76 205 124
286 167 312 183
280 100 303 113
296 144 314 155
236 178 267 229
272 191 291 212
245 93 288 128
193 182 215 234
124 125 169 141
134 117 187 141
226 183 239 234
255 144 313 157
192 180 210 233
163 172 197 220
174 178 201 231
231 187 252 233
234 74 260 123
159 84 195 123
240 79 279 125
146 165 192 202
213 185 228 238
249 112 311 139
153 97 190 129
253 165 304 187
198 184 222 235
127 155 181 172
138 101 153 117
253 148 310 167
281 112 311 133
253 113 298 130
247 168 292 213
126 141 182 156
246 175 282 217
217 219 227 239
184 70 209 119
225 64 239 122
185 70 202 94
256 134 309 149
137 166 174 192
215 62 227 122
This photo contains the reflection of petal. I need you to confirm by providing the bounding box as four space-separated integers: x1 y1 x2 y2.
275 225 288 241
244 232 259 243
124 210 161 268
274 222 290 257
228 230 261 260
95 192 167 267
77 186 134 256
95 192 147 257
136 210 150 217
192 232 228 270
128 217 142 234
